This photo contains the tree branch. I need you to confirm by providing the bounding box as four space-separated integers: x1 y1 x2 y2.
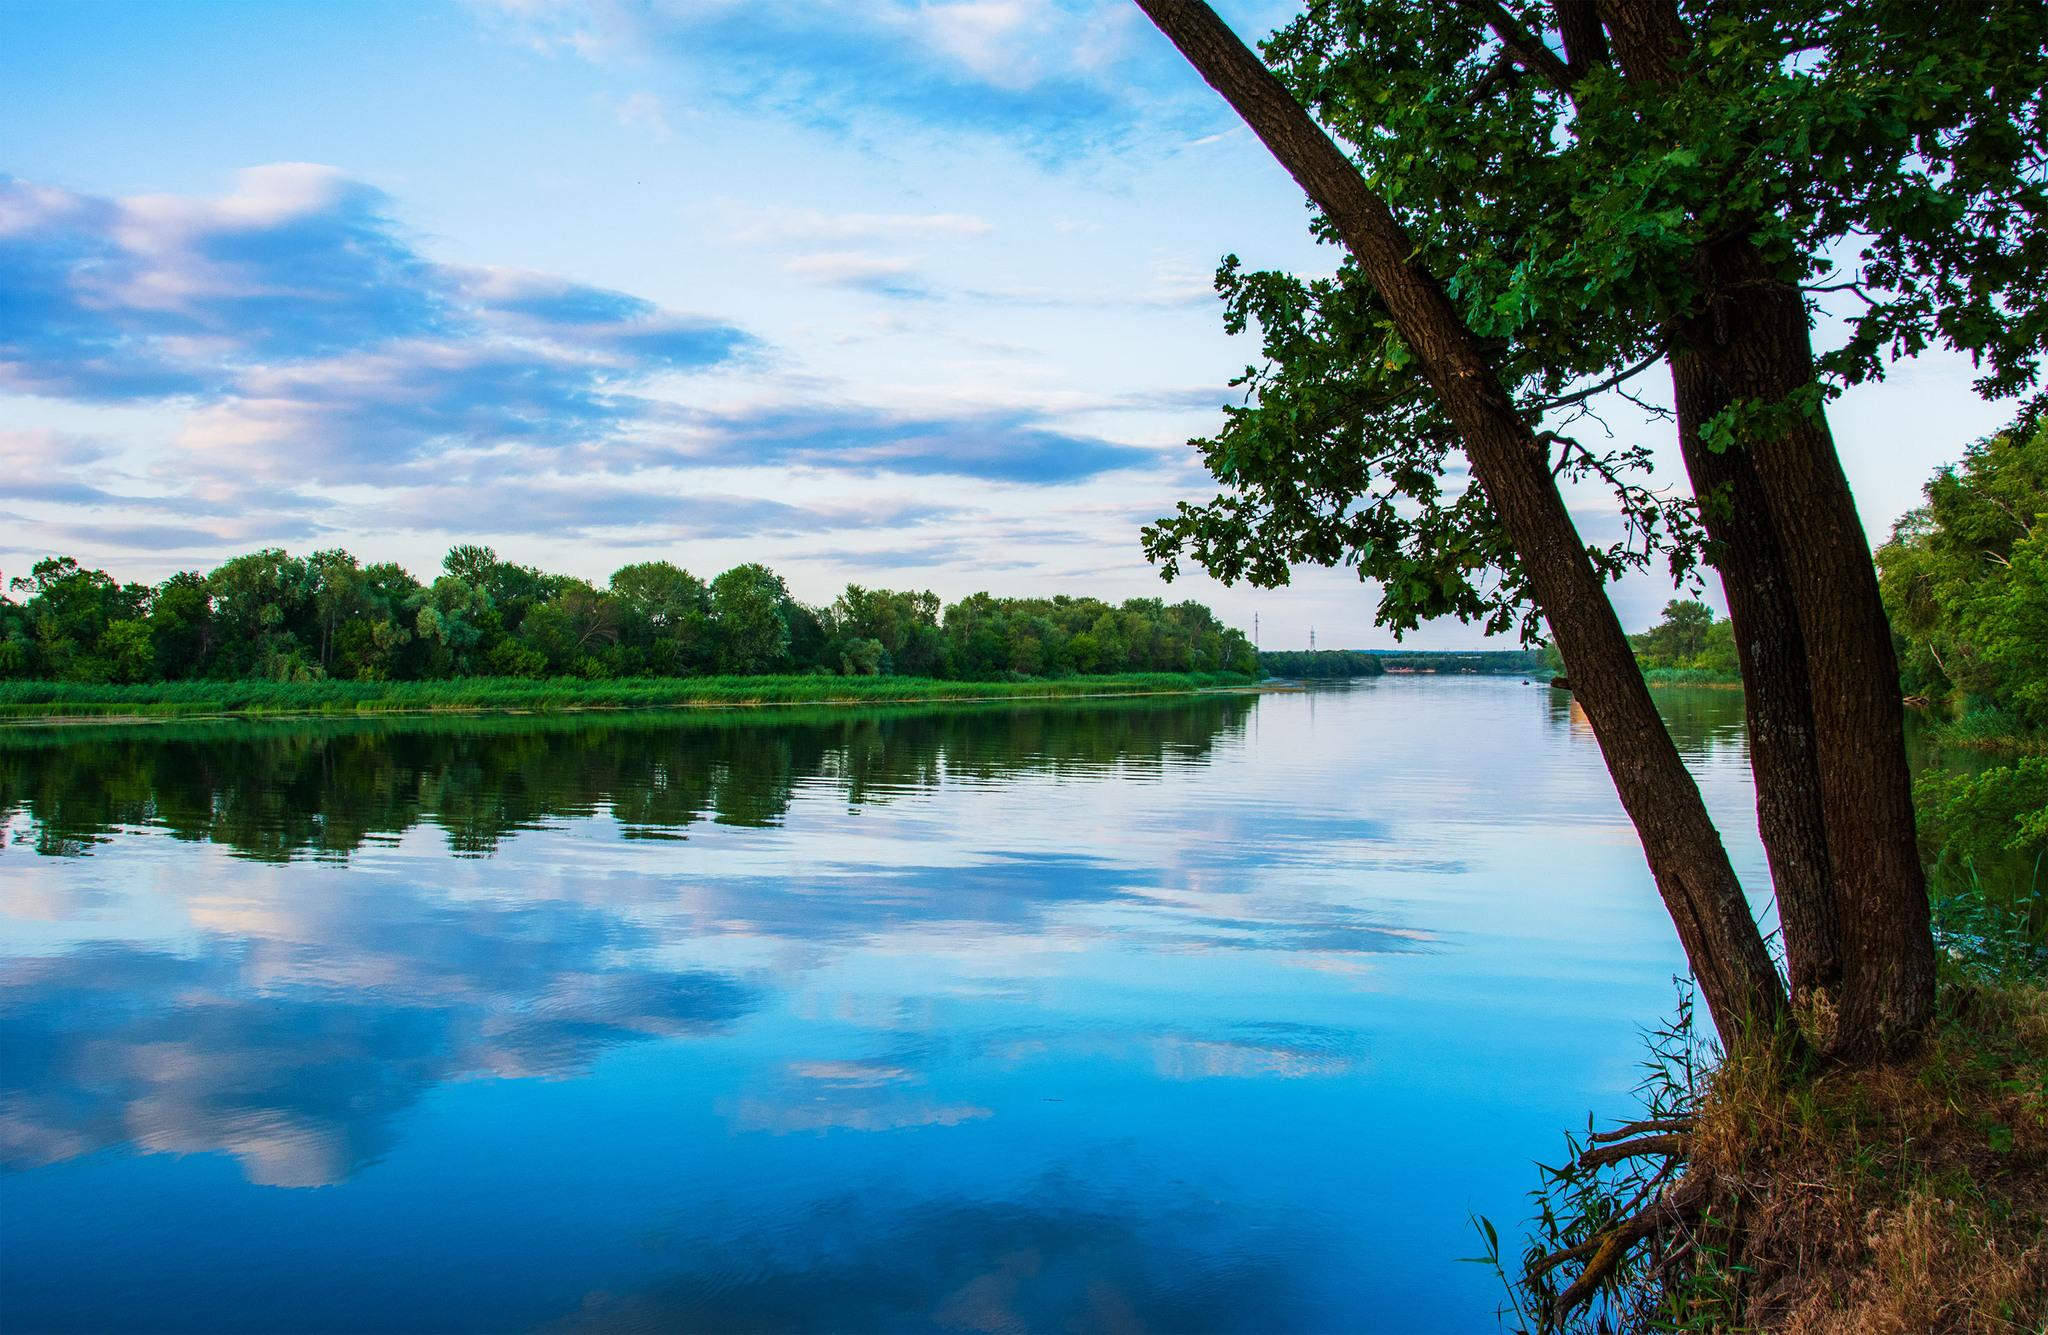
1547 1169 1709 1325
1529 348 1667 412
1451 0 1575 90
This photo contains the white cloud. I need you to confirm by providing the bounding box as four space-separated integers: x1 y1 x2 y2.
611 90 672 138
720 201 994 247
782 251 918 289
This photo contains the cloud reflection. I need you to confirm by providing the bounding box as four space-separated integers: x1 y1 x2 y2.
0 699 1420 1192
0 905 755 1186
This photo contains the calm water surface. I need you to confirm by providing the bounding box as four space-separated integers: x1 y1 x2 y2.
0 679 1769 1333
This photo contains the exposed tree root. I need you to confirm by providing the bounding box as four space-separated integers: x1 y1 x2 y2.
1586 1117 1693 1144
1575 1133 1691 1172
1512 980 2048 1333
1545 1169 1706 1326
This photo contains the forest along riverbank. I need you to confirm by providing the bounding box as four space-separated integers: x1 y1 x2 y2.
0 671 1257 720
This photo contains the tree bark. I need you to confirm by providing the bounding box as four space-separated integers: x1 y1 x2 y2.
1671 353 1841 1001
1504 4 1844 1003
1680 252 1934 1057
1598 0 1935 1059
1552 0 1610 80
1135 0 1787 1051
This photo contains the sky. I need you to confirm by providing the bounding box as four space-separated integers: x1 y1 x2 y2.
0 0 2019 648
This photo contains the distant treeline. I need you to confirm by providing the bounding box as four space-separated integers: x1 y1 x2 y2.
1622 600 1740 678
1374 649 1548 674
0 547 1256 685
1257 648 1551 678
1257 650 1386 678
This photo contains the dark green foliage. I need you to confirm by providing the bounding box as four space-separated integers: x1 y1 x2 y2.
1371 649 1548 675
1917 757 2048 978
1143 0 2048 641
1878 413 2048 729
1880 400 2048 975
1257 649 1385 678
0 547 1256 691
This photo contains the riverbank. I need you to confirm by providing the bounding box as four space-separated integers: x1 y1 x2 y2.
1509 710 2048 1330
0 671 1254 721
1641 667 1742 688
1509 980 2048 1331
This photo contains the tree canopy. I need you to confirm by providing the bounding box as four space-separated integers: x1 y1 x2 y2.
1144 0 2048 638
0 549 1257 686
1879 410 2048 728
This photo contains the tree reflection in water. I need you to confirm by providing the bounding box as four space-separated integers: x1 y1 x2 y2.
0 695 1254 861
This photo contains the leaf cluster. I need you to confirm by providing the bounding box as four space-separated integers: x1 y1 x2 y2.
1148 0 2048 638
1878 410 2048 725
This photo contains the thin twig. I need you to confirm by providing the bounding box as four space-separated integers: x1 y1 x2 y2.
1529 349 1668 413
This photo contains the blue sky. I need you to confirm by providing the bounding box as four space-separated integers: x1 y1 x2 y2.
0 0 2016 646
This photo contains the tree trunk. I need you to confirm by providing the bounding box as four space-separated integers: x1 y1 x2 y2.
1671 352 1842 1002
1135 0 1787 1051
1598 0 1935 1058
1517 1 1844 1004
1680 251 1934 1058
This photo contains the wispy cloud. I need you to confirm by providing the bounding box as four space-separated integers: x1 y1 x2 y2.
780 251 923 295
0 164 1193 568
472 0 1197 152
0 166 750 477
610 89 671 138
625 402 1163 484
718 201 994 247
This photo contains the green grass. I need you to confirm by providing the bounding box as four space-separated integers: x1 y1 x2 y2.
0 672 1254 720
1923 706 2047 751
1641 667 1743 687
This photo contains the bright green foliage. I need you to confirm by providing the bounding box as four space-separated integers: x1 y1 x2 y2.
5 557 153 684
1878 413 2048 727
709 564 796 676
1144 0 2048 637
1629 599 1738 675
938 593 1256 680
0 673 1252 722
0 549 1255 686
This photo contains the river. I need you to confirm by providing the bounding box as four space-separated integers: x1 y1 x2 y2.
0 677 1768 1332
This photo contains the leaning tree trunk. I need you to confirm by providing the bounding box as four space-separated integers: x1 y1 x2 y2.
1671 352 1842 1002
1134 0 1787 1052
1597 0 1935 1059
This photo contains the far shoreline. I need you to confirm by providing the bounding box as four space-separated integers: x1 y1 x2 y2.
0 671 1262 724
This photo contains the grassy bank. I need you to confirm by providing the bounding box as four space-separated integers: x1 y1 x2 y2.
1641 667 1742 688
0 671 1254 720
1921 706 2048 753
1494 712 2048 1331
1498 981 2048 1333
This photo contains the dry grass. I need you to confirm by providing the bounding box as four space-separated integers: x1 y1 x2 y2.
1510 983 2048 1333
1676 983 2048 1332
